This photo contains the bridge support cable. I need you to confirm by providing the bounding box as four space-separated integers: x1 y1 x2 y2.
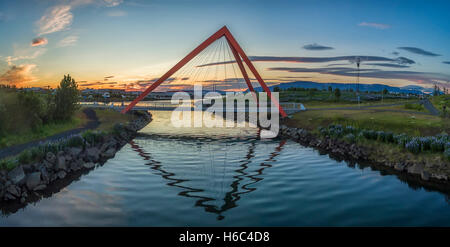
122 26 287 117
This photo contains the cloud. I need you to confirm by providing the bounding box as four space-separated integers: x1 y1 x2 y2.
302 43 333 51
58 35 78 47
267 66 450 85
107 10 127 16
31 37 48 47
365 63 410 68
37 5 73 35
79 81 118 87
197 55 415 67
398 47 441 56
394 57 415 65
391 51 399 56
103 0 123 7
6 48 47 65
0 64 37 86
358 22 390 30
443 61 450 65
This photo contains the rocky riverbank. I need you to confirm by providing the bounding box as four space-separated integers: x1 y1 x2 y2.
279 124 450 184
0 110 152 205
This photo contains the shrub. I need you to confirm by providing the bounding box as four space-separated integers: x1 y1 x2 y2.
17 150 32 164
82 130 104 145
419 137 432 151
376 131 386 142
430 137 445 152
30 146 46 161
385 132 394 143
0 158 17 170
318 125 328 136
345 126 356 135
445 148 450 161
394 133 409 147
66 135 85 148
406 138 421 154
362 129 377 140
344 133 356 143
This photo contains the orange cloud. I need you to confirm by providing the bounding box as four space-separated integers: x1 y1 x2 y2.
0 64 37 86
31 37 48 47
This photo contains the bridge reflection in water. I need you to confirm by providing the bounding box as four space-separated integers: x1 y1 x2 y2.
129 134 286 220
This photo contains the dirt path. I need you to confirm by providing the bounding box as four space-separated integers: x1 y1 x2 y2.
0 108 100 160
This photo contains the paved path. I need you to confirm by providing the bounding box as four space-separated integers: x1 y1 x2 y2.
0 108 100 160
422 99 440 116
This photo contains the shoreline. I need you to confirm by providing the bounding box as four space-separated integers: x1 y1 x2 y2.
0 110 152 210
279 124 450 185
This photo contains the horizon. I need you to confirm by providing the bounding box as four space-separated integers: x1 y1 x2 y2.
1 0 450 92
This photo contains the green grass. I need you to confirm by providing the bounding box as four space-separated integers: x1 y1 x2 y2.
0 110 87 148
287 109 449 136
430 95 450 115
93 108 132 132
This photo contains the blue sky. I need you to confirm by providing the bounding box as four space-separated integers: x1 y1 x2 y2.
0 0 449 91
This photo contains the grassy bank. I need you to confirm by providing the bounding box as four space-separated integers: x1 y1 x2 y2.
430 95 450 115
285 104 450 167
0 109 88 148
93 108 133 131
287 108 448 136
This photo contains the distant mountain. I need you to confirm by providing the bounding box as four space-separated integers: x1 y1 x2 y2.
249 81 433 95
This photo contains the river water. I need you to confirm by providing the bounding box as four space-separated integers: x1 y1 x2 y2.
1 111 450 226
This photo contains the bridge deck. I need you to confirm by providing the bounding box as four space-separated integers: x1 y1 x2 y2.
80 102 305 115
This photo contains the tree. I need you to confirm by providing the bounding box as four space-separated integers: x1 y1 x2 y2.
53 74 79 121
328 86 332 92
273 86 280 92
383 88 388 95
334 88 341 101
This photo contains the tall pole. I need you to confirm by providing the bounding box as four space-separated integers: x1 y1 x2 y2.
356 57 360 107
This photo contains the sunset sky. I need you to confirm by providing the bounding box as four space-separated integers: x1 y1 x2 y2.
0 0 449 91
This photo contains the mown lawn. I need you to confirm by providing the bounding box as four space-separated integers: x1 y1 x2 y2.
287 108 449 136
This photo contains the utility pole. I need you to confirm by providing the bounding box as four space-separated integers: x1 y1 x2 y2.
356 57 361 107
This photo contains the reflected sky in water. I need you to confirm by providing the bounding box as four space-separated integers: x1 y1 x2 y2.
1 111 450 226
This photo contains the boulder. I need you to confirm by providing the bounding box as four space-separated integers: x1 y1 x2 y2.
69 159 83 171
33 184 47 191
6 185 21 198
4 193 16 201
56 155 67 171
407 163 424 175
40 167 50 184
8 166 26 185
101 147 116 159
83 162 95 169
65 155 73 163
43 160 54 170
394 163 406 171
0 184 4 199
26 172 42 190
85 147 100 162
45 152 57 164
22 164 34 173
57 171 67 179
68 147 83 157
421 171 430 181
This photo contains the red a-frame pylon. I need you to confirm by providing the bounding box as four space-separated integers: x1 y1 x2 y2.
121 26 287 117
